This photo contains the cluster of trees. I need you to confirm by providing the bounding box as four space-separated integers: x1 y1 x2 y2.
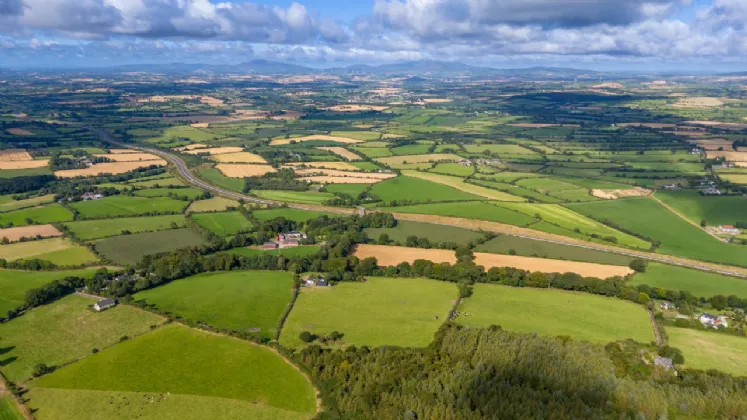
0 175 55 195
243 168 309 192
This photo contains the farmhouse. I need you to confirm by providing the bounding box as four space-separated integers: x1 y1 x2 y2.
719 225 741 235
660 301 675 310
94 298 116 312
81 192 104 201
699 313 728 328
277 231 307 241
303 275 328 287
263 242 279 249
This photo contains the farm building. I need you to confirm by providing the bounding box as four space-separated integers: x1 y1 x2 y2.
277 231 307 241
719 225 740 235
81 192 104 200
263 242 279 249
302 275 328 287
699 313 728 328
94 298 116 312
660 301 675 310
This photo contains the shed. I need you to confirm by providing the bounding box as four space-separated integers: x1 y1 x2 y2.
94 298 116 312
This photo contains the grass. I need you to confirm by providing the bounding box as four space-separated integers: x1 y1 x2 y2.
428 162 475 177
567 197 747 267
364 221 484 245
0 294 163 382
69 196 187 219
199 167 245 192
187 197 239 212
135 271 292 339
629 263 747 298
226 246 321 259
457 284 654 344
133 188 203 200
655 190 747 226
94 229 207 265
390 144 431 155
25 389 312 420
324 183 369 196
0 204 73 227
146 126 217 144
280 277 456 348
403 171 526 202
33 324 317 413
667 327 747 376
369 176 483 203
0 396 22 420
0 167 53 178
0 194 55 212
349 161 380 171
128 178 185 188
252 190 335 205
64 215 185 240
475 235 633 266
388 201 536 226
0 268 101 315
0 238 98 265
250 208 339 222
192 212 252 236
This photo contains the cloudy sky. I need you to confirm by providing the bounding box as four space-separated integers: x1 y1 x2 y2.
0 0 746 71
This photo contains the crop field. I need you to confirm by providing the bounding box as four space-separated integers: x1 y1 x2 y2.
655 190 747 226
369 176 483 203
720 174 747 184
567 197 747 266
324 183 368 196
475 235 633 266
192 211 251 236
353 244 457 266
283 162 360 171
64 215 185 240
31 324 317 415
390 201 537 225
211 152 267 163
666 328 747 376
93 153 161 162
54 161 167 178
316 147 361 161
428 162 475 177
0 268 101 315
403 171 525 201
252 190 335 204
270 135 363 146
0 193 55 212
464 144 536 154
364 220 485 245
94 229 207 265
133 188 203 199
629 263 747 298
0 159 49 170
146 126 217 144
389 144 431 155
0 224 62 242
187 197 239 212
227 246 321 259
473 252 633 278
0 294 163 382
198 168 245 192
0 396 22 420
250 208 342 222
0 204 73 226
135 271 292 338
280 276 457 348
215 164 277 178
70 196 188 218
375 153 462 166
0 237 98 265
457 284 654 344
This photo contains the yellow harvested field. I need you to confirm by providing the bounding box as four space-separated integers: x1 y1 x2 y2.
294 168 395 179
190 123 210 128
107 148 141 154
735 162 747 168
706 151 747 162
188 197 240 213
591 82 624 89
353 244 457 266
211 152 267 163
721 174 747 184
0 149 33 161
94 153 161 162
172 143 208 151
673 97 724 108
282 161 360 171
138 95 224 106
54 160 167 178
0 224 62 242
270 135 364 146
376 153 463 166
299 176 381 184
508 123 580 128
693 138 733 150
317 147 362 161
215 164 276 178
0 160 49 170
324 104 389 112
422 98 452 103
183 147 244 155
592 188 650 200
473 253 633 278
6 128 36 136
403 170 525 201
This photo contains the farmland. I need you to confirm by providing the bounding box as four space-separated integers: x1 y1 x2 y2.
457 284 654 344
475 235 633 266
0 237 98 265
135 271 292 339
403 171 525 201
0 224 62 242
364 220 485 245
63 215 185 240
70 196 188 219
252 190 335 204
250 208 342 222
666 328 747 377
629 263 747 298
0 204 73 226
279 277 456 348
654 190 747 226
369 176 484 203
187 197 239 212
353 244 457 266
0 397 22 420
94 229 207 265
227 246 321 258
389 201 537 225
0 268 101 315
192 211 252 236
472 252 633 278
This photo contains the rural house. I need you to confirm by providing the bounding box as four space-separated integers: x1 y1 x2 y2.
660 301 675 310
699 313 728 328
263 242 279 250
276 231 307 241
719 225 740 235
94 298 116 312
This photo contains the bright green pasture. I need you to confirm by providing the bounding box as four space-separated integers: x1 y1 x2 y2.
192 212 251 236
0 194 55 212
226 246 321 259
69 196 187 218
567 197 747 267
388 201 536 226
428 163 475 177
349 161 380 171
146 126 217 144
94 229 207 265
0 238 98 266
135 271 292 338
199 168 245 192
250 208 340 222
0 396 22 420
457 284 654 344
0 167 53 178
332 130 380 141
33 324 317 413
655 190 747 226
464 144 537 155
364 221 484 245
471 179 564 203
629 263 747 298
667 327 747 376
352 147 392 158
280 277 456 348
64 215 185 240
0 268 101 315
479 172 544 183
475 235 633 266
253 190 335 205
128 177 186 188
133 188 203 200
369 176 482 203
516 177 583 193
0 294 163 382
324 183 369 196
0 204 73 227
390 144 431 155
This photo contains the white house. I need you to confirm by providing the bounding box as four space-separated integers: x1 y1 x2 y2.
94 298 116 312
699 313 728 328
719 225 740 235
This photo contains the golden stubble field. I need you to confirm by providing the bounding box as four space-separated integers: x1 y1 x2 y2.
270 135 364 146
315 147 362 161
0 149 49 170
183 147 244 155
282 161 361 171
0 224 63 242
54 160 167 178
215 164 276 178
94 153 161 162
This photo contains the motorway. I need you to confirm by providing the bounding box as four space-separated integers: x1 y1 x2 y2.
91 128 747 279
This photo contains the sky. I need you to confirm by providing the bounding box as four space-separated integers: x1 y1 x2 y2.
0 0 746 72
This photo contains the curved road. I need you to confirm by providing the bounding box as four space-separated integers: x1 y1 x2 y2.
92 128 747 279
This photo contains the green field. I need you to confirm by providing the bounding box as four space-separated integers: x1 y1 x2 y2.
226 246 321 259
567 197 747 267
655 190 747 226
0 294 163 382
64 215 186 240
0 268 101 315
0 396 22 420
388 201 536 225
364 220 485 245
457 284 654 344
0 238 99 266
667 327 747 377
475 235 633 266
0 204 73 227
146 126 217 144
324 183 369 196
428 162 475 177
199 168 246 193
70 196 187 219
32 324 316 413
253 190 335 205
94 229 207 265
133 187 203 200
0 194 55 212
369 176 483 203
250 208 340 222
128 177 186 188
135 271 292 338
192 212 252 236
629 263 747 298
280 277 456 348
